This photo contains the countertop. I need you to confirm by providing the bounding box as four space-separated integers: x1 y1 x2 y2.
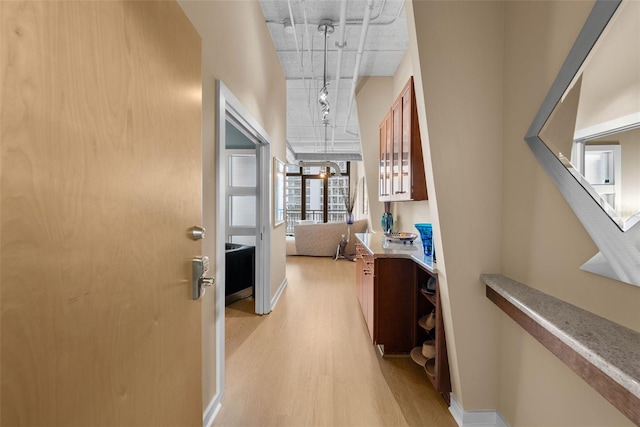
355 232 437 274
481 273 640 420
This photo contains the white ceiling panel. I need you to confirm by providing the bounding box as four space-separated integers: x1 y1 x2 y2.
259 0 408 161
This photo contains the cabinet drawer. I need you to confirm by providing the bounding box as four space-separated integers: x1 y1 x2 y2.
355 244 370 258
356 245 375 275
362 255 374 275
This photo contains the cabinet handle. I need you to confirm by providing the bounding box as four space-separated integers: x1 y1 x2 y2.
394 191 406 194
380 193 389 196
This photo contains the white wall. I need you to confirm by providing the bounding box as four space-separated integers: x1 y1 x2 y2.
500 1 639 424
355 76 394 232
408 0 505 411
408 1 640 422
575 0 640 131
356 3 504 411
389 50 433 233
354 51 435 234
618 128 640 219
178 0 287 410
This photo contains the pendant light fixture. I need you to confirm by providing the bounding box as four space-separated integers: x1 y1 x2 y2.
317 20 334 178
318 21 333 126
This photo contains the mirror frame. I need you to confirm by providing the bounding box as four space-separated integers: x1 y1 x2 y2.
525 0 640 287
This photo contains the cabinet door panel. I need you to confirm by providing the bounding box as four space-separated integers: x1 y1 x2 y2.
378 116 391 200
364 269 374 341
378 76 427 202
374 258 415 353
356 254 364 309
391 99 402 197
385 114 393 199
400 86 412 198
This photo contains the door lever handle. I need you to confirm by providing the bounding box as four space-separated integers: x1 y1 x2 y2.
192 256 213 300
199 277 214 286
197 277 214 299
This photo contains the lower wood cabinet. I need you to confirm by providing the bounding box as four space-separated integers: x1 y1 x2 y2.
355 242 451 402
374 257 416 353
355 245 374 341
356 244 414 353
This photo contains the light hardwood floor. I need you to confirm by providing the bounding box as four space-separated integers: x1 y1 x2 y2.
215 256 457 427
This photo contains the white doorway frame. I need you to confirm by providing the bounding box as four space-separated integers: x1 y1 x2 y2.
212 80 272 413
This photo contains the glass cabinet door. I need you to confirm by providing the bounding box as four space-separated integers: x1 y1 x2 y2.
399 83 413 199
379 111 392 200
377 76 427 202
392 97 402 197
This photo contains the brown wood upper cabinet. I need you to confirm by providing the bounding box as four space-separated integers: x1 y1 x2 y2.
379 76 428 202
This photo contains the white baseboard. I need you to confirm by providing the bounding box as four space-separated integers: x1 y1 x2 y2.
203 393 222 427
449 394 509 427
270 277 288 311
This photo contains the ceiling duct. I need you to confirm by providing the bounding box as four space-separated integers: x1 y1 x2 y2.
298 161 343 176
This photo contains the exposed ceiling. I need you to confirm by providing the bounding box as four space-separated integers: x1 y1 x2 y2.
258 0 408 162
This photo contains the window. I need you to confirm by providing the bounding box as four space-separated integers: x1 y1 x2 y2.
285 161 350 234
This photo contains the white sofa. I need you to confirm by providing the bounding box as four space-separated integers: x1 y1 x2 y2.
286 219 368 257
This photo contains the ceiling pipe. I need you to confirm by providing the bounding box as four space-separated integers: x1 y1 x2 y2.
270 0 403 156
365 0 404 26
301 0 322 150
369 0 387 22
344 0 374 136
286 0 302 81
265 1 403 28
287 0 319 150
330 0 349 150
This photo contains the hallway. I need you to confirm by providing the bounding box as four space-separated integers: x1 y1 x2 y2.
215 256 456 426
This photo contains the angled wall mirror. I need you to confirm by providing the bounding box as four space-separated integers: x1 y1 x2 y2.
526 0 640 286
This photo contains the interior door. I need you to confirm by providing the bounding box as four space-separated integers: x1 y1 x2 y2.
1 1 203 425
226 149 257 246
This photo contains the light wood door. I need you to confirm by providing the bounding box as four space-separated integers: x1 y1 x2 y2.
1 1 203 425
